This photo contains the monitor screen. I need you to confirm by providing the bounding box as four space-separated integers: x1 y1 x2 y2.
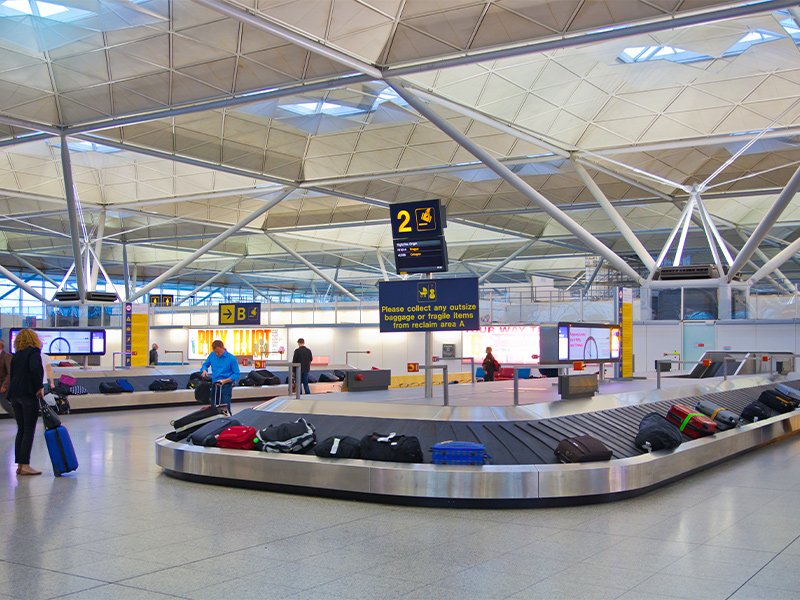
10 328 107 356
557 323 620 362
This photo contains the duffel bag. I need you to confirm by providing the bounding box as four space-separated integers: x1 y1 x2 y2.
694 400 738 430
246 370 267 386
333 369 346 381
189 417 241 447
194 380 211 404
53 383 71 397
238 377 255 386
758 389 797 414
775 383 800 402
165 405 229 442
359 432 423 463
116 379 134 392
99 381 124 394
318 372 338 383
634 412 683 452
264 376 281 385
554 435 612 463
187 371 206 389
149 378 178 391
740 400 774 423
257 418 316 453
314 436 361 459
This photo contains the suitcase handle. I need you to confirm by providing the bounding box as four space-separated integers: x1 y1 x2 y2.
680 412 704 431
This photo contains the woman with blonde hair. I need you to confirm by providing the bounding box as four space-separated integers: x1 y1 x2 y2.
7 329 45 475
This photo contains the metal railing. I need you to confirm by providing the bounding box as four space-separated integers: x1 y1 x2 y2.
418 364 449 405
164 349 185 365
112 351 133 370
256 361 302 399
435 356 476 384
722 354 797 381
345 350 370 367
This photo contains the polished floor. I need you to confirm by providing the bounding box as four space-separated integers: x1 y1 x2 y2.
2 402 800 600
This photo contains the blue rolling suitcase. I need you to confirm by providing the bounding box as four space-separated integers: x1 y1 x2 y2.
45 426 78 476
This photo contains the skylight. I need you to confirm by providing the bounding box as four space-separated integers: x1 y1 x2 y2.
280 101 364 117
618 29 786 65
1 0 91 20
618 45 710 64
777 15 800 42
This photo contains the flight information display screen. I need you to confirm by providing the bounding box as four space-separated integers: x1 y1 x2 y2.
393 236 448 274
10 328 107 355
557 323 620 362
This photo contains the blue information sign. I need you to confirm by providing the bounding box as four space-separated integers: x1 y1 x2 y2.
389 199 444 239
124 302 132 367
378 278 480 333
219 302 261 325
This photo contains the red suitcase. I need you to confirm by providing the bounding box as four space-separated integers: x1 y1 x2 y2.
666 405 717 439
215 426 258 450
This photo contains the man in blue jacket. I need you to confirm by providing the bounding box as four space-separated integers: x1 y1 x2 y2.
200 339 239 413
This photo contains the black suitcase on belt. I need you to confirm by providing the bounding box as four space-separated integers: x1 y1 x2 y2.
189 417 241 446
554 435 613 463
758 389 798 414
740 400 774 423
166 405 229 441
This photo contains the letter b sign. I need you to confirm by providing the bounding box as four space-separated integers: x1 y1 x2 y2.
237 307 246 321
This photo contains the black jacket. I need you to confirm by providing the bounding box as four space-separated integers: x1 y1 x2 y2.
292 346 313 373
8 346 44 400
149 348 158 365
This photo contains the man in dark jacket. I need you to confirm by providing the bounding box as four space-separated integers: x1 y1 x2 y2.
292 339 313 395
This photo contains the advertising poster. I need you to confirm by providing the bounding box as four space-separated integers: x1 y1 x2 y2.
188 327 287 360
464 326 540 365
131 304 149 367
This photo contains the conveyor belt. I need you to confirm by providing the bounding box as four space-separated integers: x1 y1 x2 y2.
227 381 798 465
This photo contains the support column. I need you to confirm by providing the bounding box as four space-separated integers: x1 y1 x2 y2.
60 136 86 302
0 264 51 304
572 159 655 271
175 257 245 305
268 234 359 301
122 242 130 300
375 249 389 281
129 188 293 301
90 208 106 291
728 165 800 281
394 82 643 284
749 237 800 284
425 275 433 399
479 240 536 283
651 197 696 277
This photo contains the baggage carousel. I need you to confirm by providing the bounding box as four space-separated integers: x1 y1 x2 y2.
156 374 800 507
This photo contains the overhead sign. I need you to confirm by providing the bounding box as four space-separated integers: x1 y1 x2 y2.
389 199 445 239
379 277 479 333
188 327 286 360
219 302 261 325
393 236 448 274
149 294 174 307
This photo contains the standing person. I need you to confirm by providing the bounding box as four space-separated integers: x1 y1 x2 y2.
200 340 239 413
482 346 499 382
7 329 45 476
292 338 313 395
0 339 12 415
149 343 159 366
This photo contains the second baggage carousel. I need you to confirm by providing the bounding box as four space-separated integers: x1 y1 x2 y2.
156 375 800 507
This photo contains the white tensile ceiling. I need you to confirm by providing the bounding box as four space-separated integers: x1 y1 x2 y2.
2 0 800 297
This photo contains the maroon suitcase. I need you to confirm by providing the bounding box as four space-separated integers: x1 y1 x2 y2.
215 426 258 450
666 404 717 439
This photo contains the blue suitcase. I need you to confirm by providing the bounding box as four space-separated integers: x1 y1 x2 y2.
431 441 492 465
45 426 78 476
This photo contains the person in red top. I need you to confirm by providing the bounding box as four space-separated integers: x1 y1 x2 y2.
482 347 499 382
